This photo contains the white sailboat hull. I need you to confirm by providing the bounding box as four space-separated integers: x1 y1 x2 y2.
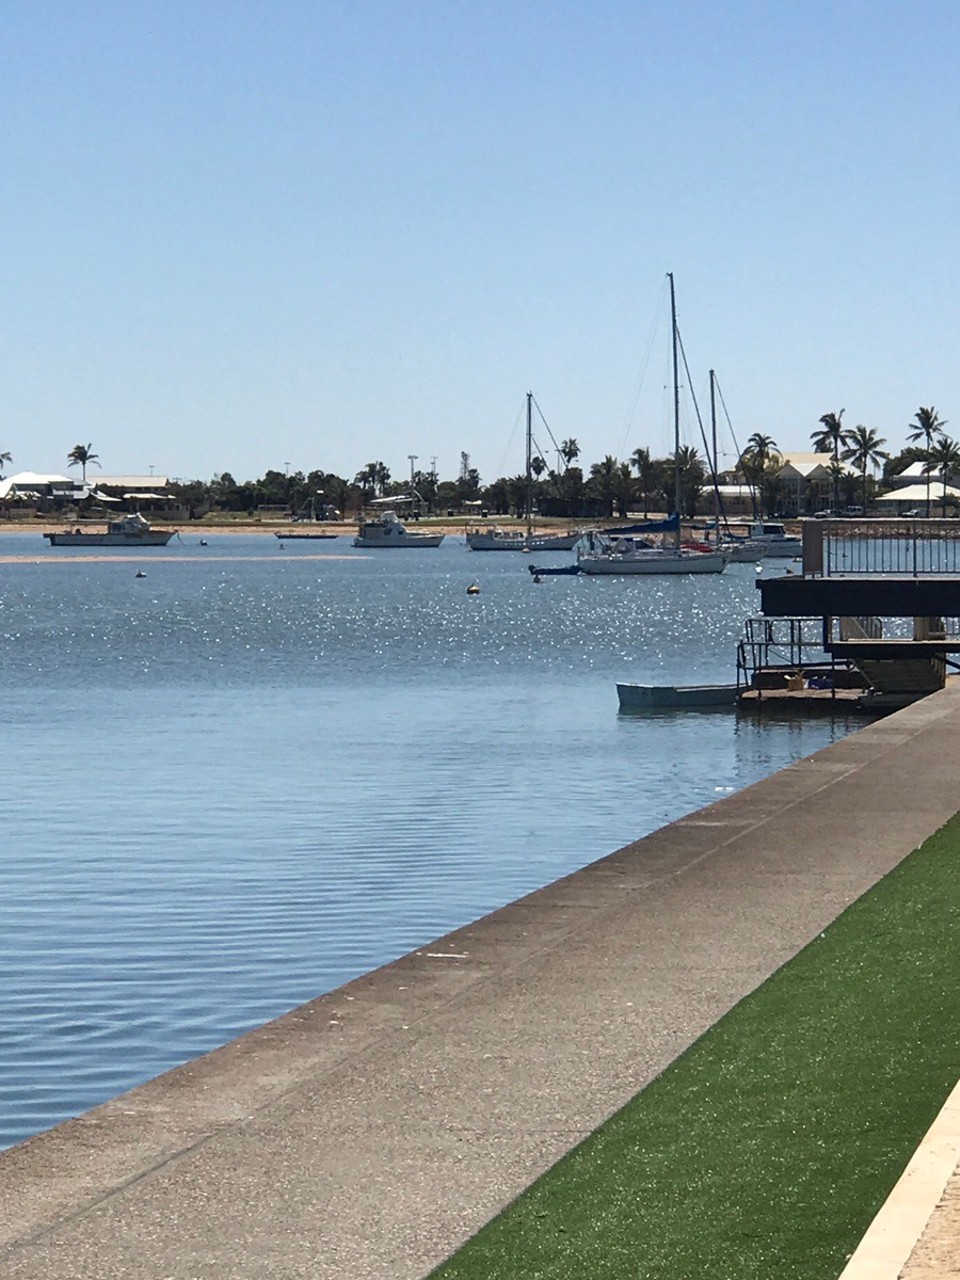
578 549 728 575
720 539 766 563
466 529 580 551
754 538 802 558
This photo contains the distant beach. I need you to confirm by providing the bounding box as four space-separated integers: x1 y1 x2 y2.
0 518 564 539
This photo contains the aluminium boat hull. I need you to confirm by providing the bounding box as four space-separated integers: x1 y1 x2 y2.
617 682 740 710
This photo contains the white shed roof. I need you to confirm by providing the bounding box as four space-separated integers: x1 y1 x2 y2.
0 472 75 499
875 483 960 504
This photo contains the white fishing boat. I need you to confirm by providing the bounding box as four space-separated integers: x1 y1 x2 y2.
43 513 174 547
353 509 445 548
718 536 768 563
467 392 580 551
743 521 802 557
578 274 727 577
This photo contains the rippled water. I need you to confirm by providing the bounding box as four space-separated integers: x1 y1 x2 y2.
0 533 857 1148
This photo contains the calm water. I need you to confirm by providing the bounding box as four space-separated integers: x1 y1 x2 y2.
0 532 857 1149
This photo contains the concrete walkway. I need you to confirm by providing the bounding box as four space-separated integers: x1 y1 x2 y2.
840 1078 960 1279
4 685 960 1278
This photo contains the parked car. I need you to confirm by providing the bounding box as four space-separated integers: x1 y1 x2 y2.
813 509 839 518
900 508 922 518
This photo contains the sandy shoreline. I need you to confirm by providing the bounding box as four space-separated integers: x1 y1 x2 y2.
0 520 555 539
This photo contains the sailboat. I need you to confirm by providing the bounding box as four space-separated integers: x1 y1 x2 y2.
466 393 581 551
577 274 728 576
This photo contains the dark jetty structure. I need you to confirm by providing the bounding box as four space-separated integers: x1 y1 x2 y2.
749 516 960 710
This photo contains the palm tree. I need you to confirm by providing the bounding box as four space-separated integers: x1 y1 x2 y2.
559 438 580 467
908 407 947 516
630 446 657 518
612 461 635 517
0 447 11 478
589 455 620 518
67 442 100 485
841 425 888 512
923 434 960 515
739 433 779 518
810 410 848 510
669 445 705 517
353 462 380 502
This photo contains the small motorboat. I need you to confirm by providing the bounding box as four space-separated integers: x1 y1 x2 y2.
527 563 581 576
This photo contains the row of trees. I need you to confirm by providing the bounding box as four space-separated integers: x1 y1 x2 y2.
5 415 959 520
740 407 960 518
169 446 707 521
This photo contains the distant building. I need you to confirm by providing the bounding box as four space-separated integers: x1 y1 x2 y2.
95 476 172 505
724 452 853 517
0 472 84 505
874 483 960 514
885 460 960 489
776 452 838 514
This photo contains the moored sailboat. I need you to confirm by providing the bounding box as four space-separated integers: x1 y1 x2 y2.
577 274 727 576
467 393 581 551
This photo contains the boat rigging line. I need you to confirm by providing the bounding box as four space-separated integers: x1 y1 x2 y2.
528 393 566 473
613 279 670 461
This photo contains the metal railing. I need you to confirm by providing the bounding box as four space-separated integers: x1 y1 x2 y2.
802 518 960 577
736 616 833 690
826 615 960 645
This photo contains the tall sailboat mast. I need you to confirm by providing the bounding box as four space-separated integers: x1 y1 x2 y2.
525 390 533 539
710 368 720 541
668 272 681 548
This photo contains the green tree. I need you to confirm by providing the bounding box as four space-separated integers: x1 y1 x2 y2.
323 475 351 519
629 446 660 518
557 465 586 517
559 438 580 467
811 410 850 509
612 461 635 517
923 434 960 515
456 467 481 506
0 447 11 477
841 425 888 512
908 407 947 516
670 445 706 517
67 442 100 485
738 433 780 518
506 474 527 516
353 463 378 503
483 477 511 516
588 455 620 518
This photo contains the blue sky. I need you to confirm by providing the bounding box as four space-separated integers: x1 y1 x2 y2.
3 0 959 485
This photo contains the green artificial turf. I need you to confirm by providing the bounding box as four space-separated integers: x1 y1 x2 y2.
429 813 960 1280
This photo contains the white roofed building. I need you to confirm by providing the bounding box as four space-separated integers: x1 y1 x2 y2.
874 483 960 514
0 472 84 503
